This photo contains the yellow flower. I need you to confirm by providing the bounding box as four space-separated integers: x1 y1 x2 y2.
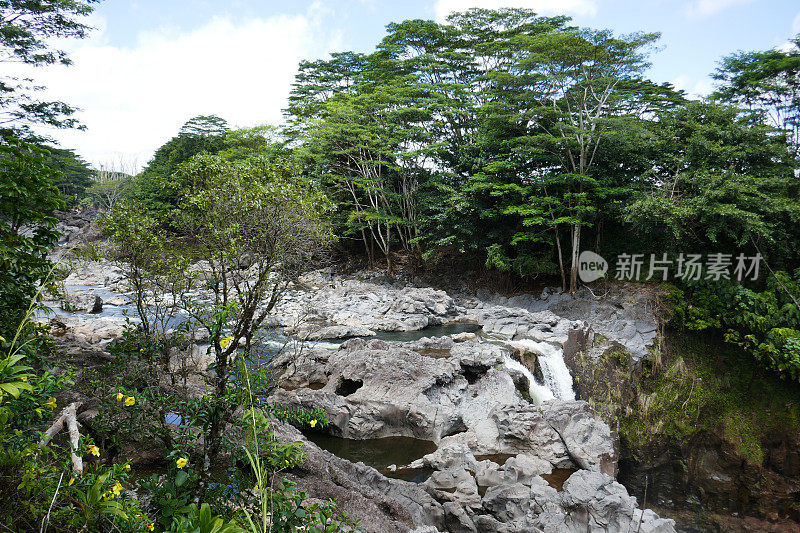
0 335 5 343
148 524 155 532
111 481 123 496
46 397 57 409
220 336 234 349
124 396 135 406
87 445 100 457
176 457 188 469
20 376 27 382
253 484 259 491
309 419 317 428
116 392 124 401
68 478 75 486
124 463 131 471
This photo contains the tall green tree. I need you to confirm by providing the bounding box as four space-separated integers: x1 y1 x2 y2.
510 28 660 292
133 115 230 213
45 146 93 204
713 36 800 159
0 135 64 337
1 0 98 132
627 101 799 264
0 0 96 336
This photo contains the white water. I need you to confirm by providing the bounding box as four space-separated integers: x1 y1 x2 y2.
503 355 555 404
507 339 576 402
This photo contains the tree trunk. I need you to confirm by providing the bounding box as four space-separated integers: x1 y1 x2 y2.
569 223 581 294
554 225 566 293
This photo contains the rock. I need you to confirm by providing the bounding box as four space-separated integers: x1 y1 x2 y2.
555 470 676 533
275 348 333 390
61 293 103 314
273 279 458 333
271 420 446 532
425 468 481 508
451 332 477 342
295 325 376 341
539 401 617 475
168 344 214 373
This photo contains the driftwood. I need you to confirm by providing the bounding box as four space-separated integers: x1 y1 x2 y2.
40 402 84 474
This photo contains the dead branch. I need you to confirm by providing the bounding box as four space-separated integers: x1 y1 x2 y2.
40 402 84 474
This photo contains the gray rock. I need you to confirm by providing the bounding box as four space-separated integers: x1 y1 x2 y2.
61 293 103 313
271 420 446 532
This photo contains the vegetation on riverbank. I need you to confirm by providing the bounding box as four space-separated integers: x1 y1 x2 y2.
2 1 800 530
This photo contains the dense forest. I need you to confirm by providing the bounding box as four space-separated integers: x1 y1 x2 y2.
2 1 800 532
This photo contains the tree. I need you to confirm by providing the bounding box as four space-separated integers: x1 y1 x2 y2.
45 146 93 204
103 153 334 488
0 133 64 338
179 115 229 137
713 36 800 159
626 101 799 263
132 116 230 214
510 28 660 292
0 0 96 343
1 0 98 132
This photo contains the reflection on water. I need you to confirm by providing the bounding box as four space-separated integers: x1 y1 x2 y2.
541 468 577 491
302 432 437 483
474 453 515 466
368 322 481 343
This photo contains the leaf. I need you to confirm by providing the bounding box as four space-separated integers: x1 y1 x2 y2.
175 470 189 487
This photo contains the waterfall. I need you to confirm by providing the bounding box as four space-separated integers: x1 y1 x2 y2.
502 355 554 404
508 339 576 401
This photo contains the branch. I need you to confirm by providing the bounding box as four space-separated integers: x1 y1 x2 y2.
40 402 84 474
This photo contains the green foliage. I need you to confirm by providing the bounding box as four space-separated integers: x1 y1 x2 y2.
620 330 800 466
626 101 799 261
44 145 94 204
666 272 800 382
170 503 244 533
0 133 65 338
238 363 355 533
0 0 97 132
712 36 800 158
0 343 150 532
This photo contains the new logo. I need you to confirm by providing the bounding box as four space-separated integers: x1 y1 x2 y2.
578 251 608 283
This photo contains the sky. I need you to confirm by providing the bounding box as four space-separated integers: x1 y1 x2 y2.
15 0 800 171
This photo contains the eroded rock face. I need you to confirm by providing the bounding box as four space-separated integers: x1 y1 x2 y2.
271 421 447 533
273 337 675 532
273 273 460 334
44 257 674 532
468 284 659 360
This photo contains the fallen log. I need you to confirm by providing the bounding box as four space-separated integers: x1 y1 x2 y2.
40 402 84 474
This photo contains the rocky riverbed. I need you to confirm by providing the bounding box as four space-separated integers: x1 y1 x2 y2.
43 244 678 532
39 211 682 531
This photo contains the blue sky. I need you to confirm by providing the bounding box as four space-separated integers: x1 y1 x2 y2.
20 0 800 169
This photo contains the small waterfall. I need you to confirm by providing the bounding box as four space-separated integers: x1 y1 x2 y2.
509 339 576 401
503 355 554 404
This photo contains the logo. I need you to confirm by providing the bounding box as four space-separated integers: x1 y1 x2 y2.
578 251 608 283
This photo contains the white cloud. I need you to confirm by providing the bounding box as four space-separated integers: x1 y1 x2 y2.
434 0 598 22
671 74 713 99
9 10 334 170
682 0 754 20
792 10 800 35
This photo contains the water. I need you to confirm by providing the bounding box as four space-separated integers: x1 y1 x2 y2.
41 282 190 332
302 432 436 483
511 339 576 401
503 355 555 404
369 322 481 343
541 468 577 491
